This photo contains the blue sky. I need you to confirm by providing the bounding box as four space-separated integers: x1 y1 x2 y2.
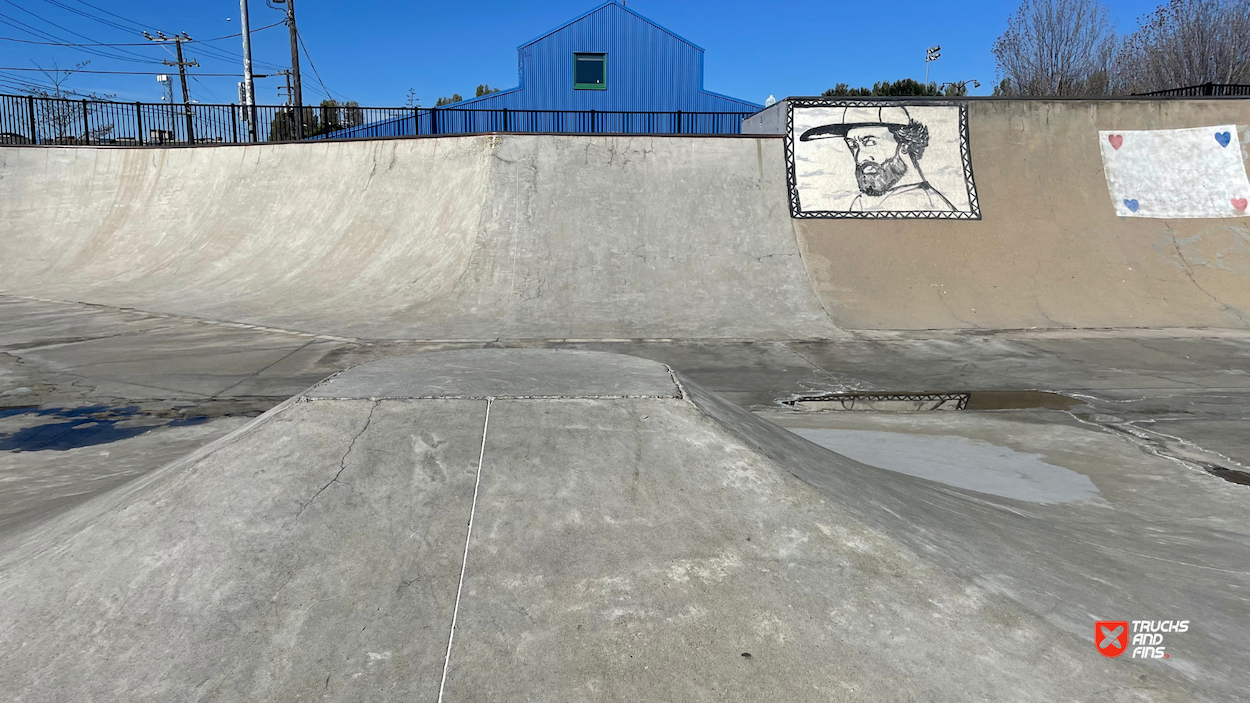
0 0 1167 106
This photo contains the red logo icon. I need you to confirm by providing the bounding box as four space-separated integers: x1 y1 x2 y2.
1097 621 1129 657
1108 134 1124 151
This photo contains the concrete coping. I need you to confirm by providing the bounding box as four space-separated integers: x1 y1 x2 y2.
303 349 683 400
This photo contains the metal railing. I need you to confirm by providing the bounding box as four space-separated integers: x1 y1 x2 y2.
0 93 757 146
1134 83 1250 97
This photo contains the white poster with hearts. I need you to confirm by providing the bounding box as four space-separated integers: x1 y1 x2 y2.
1100 125 1249 218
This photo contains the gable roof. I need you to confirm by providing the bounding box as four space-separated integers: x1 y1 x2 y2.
517 1 705 53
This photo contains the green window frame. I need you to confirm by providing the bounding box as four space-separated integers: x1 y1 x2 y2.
573 53 607 90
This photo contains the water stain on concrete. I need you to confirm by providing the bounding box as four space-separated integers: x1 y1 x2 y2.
787 427 1103 504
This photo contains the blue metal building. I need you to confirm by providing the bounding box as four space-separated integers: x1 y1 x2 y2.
326 1 760 138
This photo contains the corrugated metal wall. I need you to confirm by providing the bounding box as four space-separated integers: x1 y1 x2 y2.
457 2 759 112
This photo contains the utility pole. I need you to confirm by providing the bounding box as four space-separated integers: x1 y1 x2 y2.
277 69 292 105
240 0 257 142
275 68 296 139
272 0 303 137
145 31 198 143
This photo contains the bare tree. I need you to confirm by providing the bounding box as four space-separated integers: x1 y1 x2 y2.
21 61 116 143
1116 0 1250 93
992 0 1117 96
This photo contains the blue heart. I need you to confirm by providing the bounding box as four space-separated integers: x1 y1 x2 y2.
1123 199 1139 213
1215 131 1231 148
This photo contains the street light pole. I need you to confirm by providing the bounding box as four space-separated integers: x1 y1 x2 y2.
940 79 981 97
925 45 941 86
240 0 257 142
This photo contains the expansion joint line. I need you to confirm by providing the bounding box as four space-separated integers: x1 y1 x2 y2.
438 397 493 703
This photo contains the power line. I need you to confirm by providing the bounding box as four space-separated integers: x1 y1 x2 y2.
295 28 341 101
0 13 160 65
0 19 289 47
198 20 285 43
189 74 221 102
36 0 140 35
186 38 285 71
62 0 156 33
0 66 245 76
0 3 163 64
0 36 155 46
0 68 95 95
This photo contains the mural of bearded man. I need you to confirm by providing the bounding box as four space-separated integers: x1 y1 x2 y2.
800 105 955 212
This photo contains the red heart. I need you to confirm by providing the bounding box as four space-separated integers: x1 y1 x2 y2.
1234 198 1248 212
1108 134 1123 150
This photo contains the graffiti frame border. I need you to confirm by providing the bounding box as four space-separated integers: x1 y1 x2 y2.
785 97 982 220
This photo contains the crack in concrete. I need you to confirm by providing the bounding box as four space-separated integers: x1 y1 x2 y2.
1167 228 1250 326
211 339 319 399
296 400 380 517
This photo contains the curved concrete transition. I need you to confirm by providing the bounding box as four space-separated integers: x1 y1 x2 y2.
1 98 1248 340
2 350 1245 701
0 137 838 341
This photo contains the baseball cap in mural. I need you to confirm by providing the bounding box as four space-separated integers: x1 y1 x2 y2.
800 106 913 141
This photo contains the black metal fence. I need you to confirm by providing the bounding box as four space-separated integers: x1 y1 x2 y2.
0 93 756 146
1135 83 1250 97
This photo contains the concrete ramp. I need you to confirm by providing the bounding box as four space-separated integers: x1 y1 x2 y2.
0 138 839 340
2 350 1243 701
4 99 1248 338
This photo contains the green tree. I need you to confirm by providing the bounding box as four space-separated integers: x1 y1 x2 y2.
316 98 343 135
434 93 464 107
822 83 871 96
343 101 363 128
822 79 942 97
475 83 501 97
268 107 319 141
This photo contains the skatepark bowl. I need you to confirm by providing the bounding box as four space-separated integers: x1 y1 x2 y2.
1 97 1249 701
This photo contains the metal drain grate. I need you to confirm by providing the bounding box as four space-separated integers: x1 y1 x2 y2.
781 392 971 412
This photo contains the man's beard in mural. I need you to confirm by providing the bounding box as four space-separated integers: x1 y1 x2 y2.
855 153 910 196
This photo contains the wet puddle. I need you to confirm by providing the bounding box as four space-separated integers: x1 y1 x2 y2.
0 398 281 452
0 405 209 452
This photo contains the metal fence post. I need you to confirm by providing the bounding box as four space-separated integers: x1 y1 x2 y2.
135 102 144 146
27 95 37 144
431 107 438 135
413 107 419 136
81 100 90 144
232 105 239 143
502 107 509 133
591 109 596 134
677 110 682 135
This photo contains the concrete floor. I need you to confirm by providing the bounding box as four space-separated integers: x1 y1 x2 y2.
5 349 1248 701
3 293 1248 552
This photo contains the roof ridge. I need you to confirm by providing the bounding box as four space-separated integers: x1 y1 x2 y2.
517 1 704 52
